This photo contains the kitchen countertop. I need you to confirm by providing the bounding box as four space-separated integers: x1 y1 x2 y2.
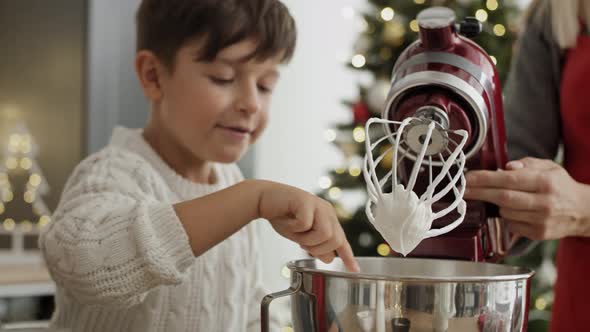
0 263 54 298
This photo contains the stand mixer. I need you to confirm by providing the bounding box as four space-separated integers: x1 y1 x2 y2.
261 7 533 332
365 6 515 262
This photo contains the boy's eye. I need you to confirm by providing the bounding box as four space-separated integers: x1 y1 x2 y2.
258 85 273 93
209 76 235 85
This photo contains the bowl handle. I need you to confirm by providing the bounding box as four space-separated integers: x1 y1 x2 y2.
261 271 303 332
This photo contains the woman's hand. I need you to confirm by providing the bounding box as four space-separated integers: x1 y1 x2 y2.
258 181 360 272
464 157 590 240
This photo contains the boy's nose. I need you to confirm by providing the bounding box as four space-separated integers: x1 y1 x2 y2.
237 85 261 115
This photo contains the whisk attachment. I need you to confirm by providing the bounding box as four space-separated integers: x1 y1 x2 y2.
363 117 468 256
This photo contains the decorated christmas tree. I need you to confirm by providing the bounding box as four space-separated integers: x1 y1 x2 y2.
317 1 555 330
0 123 51 260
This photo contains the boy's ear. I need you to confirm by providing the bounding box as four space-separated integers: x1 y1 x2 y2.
135 50 165 102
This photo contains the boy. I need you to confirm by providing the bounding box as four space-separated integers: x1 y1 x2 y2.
39 0 359 331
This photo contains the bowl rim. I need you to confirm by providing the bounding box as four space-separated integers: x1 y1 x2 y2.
288 257 535 283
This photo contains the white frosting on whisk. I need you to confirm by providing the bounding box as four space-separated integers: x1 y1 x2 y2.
363 117 468 256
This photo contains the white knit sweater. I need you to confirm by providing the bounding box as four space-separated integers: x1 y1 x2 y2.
39 127 278 332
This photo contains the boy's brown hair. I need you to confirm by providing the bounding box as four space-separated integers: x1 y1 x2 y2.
136 0 297 71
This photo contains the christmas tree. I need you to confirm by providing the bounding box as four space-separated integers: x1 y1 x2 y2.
0 123 51 258
317 1 555 330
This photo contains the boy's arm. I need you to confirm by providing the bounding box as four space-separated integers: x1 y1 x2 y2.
41 149 358 308
40 149 196 307
173 179 261 257
175 179 359 272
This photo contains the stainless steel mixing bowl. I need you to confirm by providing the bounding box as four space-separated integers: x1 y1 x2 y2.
262 257 534 332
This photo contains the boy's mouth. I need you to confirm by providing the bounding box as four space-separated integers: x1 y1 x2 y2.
216 125 253 140
217 125 252 133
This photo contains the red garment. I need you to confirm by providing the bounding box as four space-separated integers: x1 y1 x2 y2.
550 31 590 331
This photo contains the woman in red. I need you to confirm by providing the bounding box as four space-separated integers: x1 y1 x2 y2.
464 0 590 330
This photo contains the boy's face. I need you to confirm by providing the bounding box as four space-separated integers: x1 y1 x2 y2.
150 39 282 164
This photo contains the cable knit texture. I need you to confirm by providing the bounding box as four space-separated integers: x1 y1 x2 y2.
39 127 277 332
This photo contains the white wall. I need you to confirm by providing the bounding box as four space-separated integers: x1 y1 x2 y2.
254 0 367 294
87 0 147 153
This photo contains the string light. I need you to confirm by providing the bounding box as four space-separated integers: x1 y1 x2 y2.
352 54 366 68
380 7 395 22
490 56 497 65
486 0 499 11
409 20 420 32
5 157 18 170
335 167 346 175
8 134 33 154
3 218 15 231
24 190 35 203
535 297 547 310
0 203 4 215
324 129 337 142
8 134 21 151
318 176 333 189
38 215 51 228
493 24 506 36
349 166 362 177
2 190 13 203
475 9 488 22
353 127 366 143
414 0 425 4
281 327 294 332
21 141 31 153
20 157 32 170
328 187 342 200
379 146 394 169
20 135 31 146
377 243 391 256
29 174 42 187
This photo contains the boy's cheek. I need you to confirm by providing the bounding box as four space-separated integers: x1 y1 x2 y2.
250 115 269 143
250 128 265 144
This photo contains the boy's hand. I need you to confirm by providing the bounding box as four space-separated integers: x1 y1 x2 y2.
258 181 360 273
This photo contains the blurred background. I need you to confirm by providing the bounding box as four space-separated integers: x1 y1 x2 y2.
0 0 555 331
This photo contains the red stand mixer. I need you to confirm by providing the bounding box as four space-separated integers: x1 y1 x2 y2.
383 6 514 262
261 7 533 332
